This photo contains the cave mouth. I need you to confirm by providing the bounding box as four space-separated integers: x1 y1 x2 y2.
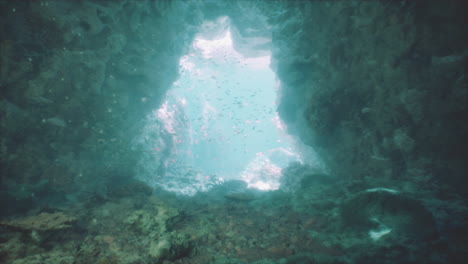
136 16 303 195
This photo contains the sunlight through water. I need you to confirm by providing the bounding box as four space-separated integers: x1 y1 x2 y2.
146 18 302 194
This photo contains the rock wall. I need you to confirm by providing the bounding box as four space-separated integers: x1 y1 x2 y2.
0 0 202 211
272 1 468 194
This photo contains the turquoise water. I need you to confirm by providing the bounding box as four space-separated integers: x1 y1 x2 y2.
137 27 305 194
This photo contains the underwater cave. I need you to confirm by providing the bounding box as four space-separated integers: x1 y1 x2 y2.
136 16 320 195
0 1 467 263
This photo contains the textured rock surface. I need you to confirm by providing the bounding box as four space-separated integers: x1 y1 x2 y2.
271 1 468 195
0 212 76 231
0 0 201 206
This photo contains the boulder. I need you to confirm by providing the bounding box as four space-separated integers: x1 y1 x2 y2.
340 189 438 242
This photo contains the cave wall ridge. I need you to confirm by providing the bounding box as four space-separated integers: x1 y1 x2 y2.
0 0 204 210
270 1 468 194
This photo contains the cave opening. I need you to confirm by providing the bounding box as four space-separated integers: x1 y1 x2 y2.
136 16 303 195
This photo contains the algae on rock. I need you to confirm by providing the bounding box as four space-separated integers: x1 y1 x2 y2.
123 198 192 261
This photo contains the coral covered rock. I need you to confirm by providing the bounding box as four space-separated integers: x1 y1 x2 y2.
340 189 438 241
0 212 76 231
122 198 192 261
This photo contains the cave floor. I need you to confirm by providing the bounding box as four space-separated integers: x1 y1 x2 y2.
0 181 465 264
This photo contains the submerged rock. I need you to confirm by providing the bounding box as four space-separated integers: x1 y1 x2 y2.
45 117 66 127
0 212 76 231
0 211 77 245
123 197 193 261
107 180 153 198
340 189 438 242
224 191 257 201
